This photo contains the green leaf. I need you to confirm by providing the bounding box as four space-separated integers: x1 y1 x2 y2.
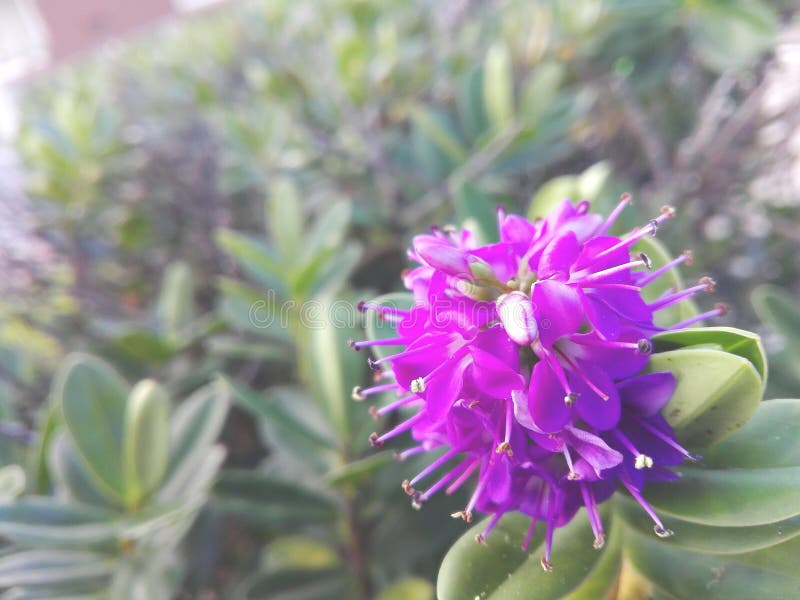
0 465 25 501
695 398 800 470
411 108 467 164
228 381 336 473
752 284 800 357
301 201 353 264
0 497 119 551
325 450 395 490
48 434 119 509
626 529 800 599
377 577 434 600
363 292 415 360
107 330 176 366
644 463 800 528
155 261 194 342
437 510 619 600
646 348 762 448
215 230 289 297
267 178 304 260
213 471 339 530
216 277 292 342
29 404 59 494
653 327 767 383
455 184 499 245
0 550 114 588
122 380 170 507
54 354 129 502
520 61 565 123
293 242 362 299
304 296 368 444
687 0 777 73
527 175 577 221
483 43 515 129
457 66 489 141
615 495 800 555
161 379 230 494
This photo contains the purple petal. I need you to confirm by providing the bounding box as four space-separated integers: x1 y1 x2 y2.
571 363 621 431
538 230 580 280
469 347 525 398
528 361 572 434
581 291 621 340
618 372 676 416
531 280 583 345
565 425 624 476
425 354 471 421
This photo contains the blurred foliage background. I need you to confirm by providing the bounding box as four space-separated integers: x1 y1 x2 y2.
1 0 800 597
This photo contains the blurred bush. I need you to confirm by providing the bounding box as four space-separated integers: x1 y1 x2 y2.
0 0 798 596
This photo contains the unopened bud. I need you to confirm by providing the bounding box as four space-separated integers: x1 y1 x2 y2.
496 291 539 346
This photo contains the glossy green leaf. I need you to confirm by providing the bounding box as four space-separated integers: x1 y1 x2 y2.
437 510 619 600
644 464 800 528
647 348 762 448
0 550 114 588
213 471 339 530
55 354 129 501
377 577 434 600
694 398 800 469
122 380 170 507
155 261 194 342
615 495 800 555
483 43 514 129
161 379 229 494
363 292 415 360
627 529 800 599
29 404 59 494
653 327 767 383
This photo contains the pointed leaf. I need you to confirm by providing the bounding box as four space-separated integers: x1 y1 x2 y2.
646 348 762 448
122 380 170 507
155 261 194 341
161 379 230 493
0 550 114 588
483 43 514 129
55 354 129 501
267 178 304 260
627 529 800 599
653 327 767 383
437 510 619 600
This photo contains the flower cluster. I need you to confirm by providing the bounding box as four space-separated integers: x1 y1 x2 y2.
351 197 722 570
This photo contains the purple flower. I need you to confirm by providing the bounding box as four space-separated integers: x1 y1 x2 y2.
351 196 722 570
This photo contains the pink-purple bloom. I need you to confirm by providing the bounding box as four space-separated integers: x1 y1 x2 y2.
351 197 722 570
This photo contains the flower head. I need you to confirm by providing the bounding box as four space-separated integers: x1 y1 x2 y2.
352 197 722 569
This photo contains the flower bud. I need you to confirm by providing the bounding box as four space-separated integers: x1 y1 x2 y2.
496 291 539 346
412 235 470 277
